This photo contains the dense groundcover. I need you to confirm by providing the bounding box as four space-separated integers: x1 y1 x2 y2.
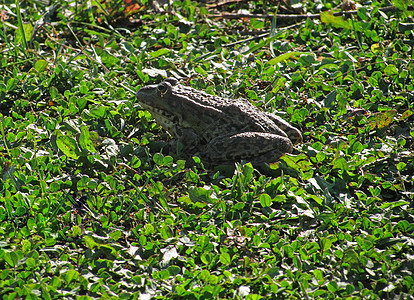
1 0 414 299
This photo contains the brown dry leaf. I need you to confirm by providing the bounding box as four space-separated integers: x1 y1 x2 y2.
368 110 397 130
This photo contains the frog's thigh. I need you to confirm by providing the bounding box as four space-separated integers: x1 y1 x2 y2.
205 132 293 162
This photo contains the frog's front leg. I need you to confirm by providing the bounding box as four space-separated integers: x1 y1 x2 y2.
172 127 203 158
203 132 293 163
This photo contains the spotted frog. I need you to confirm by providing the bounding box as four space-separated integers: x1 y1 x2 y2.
136 78 302 164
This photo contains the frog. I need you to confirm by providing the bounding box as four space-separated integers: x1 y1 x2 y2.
136 78 302 164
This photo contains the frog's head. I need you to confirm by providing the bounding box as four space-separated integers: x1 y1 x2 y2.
136 78 183 116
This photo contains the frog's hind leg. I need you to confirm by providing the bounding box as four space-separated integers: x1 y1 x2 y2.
265 113 303 145
203 132 293 164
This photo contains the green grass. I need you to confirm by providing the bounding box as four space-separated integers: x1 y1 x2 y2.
1 0 414 299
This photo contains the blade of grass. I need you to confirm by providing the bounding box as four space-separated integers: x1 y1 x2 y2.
269 7 278 58
121 175 151 220
244 33 281 55
0 114 11 157
351 15 364 53
15 0 28 53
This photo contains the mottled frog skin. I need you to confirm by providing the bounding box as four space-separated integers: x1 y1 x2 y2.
136 78 302 164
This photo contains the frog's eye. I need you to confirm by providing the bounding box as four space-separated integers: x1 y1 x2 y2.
157 83 168 96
